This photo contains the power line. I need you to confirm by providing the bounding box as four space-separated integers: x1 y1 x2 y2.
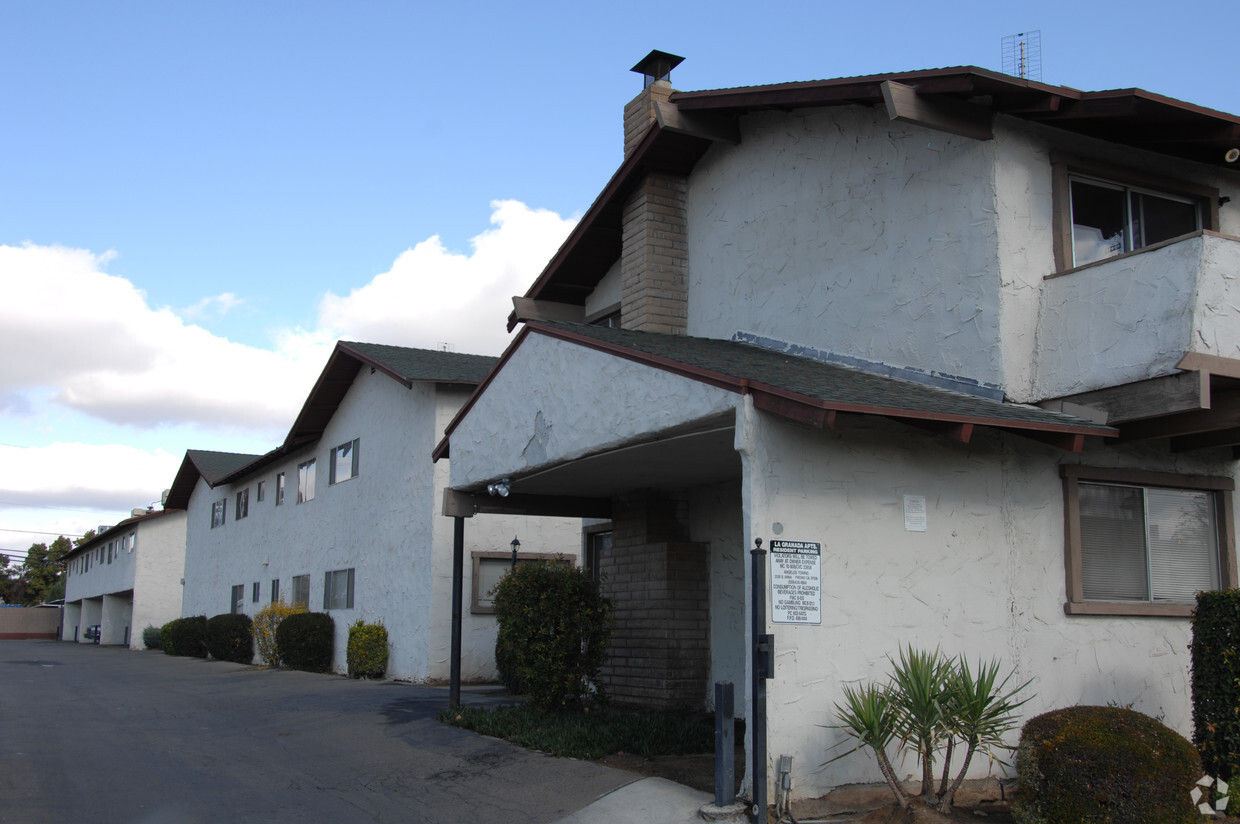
0 527 86 538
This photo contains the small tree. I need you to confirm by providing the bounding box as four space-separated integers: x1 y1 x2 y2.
1191 588 1240 784
251 600 306 668
492 561 613 711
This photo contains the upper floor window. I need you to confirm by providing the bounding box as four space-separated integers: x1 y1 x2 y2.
1052 154 1218 271
256 480 266 503
297 460 316 503
330 439 359 485
1062 466 1236 617
275 472 286 506
236 488 249 520
1070 176 1201 267
211 500 226 528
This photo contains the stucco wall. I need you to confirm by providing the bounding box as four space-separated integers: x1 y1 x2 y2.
448 332 738 490
63 510 186 649
737 403 1237 798
181 371 579 681
1034 233 1240 398
684 106 1005 389
0 608 61 639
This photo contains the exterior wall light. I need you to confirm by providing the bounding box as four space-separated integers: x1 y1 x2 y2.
487 479 511 497
510 537 521 569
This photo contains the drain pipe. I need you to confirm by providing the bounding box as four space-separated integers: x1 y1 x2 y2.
751 538 773 824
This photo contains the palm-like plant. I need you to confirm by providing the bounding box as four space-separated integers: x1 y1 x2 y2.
889 646 953 800
933 656 1031 813
830 681 909 808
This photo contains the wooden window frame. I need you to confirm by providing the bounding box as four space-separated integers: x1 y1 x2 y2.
1061 465 1236 617
470 552 576 615
1050 152 1220 273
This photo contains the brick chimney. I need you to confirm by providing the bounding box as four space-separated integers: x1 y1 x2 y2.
620 51 688 335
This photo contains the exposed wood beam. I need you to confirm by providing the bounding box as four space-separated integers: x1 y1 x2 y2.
752 392 836 430
442 489 611 519
1178 353 1240 380
654 101 740 145
510 296 586 326
1172 427 1240 452
1120 392 1240 441
1040 371 1210 425
880 80 993 141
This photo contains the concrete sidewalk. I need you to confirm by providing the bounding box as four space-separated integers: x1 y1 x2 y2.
550 777 749 824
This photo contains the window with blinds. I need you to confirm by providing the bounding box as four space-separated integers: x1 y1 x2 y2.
1079 482 1221 604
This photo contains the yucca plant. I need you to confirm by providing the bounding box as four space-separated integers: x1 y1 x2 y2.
830 681 909 808
934 656 1031 813
889 646 952 801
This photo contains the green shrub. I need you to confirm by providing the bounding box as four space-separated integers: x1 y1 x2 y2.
141 624 163 650
1013 705 1199 824
493 561 613 711
205 613 254 664
251 600 306 668
1192 588 1240 784
159 616 208 658
276 611 334 673
346 620 389 679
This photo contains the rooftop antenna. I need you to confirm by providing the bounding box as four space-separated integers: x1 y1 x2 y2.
437 342 454 352
1001 31 1042 81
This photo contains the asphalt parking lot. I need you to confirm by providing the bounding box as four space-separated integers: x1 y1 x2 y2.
0 640 636 824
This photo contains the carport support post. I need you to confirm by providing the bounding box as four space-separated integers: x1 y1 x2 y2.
450 515 464 707
751 538 769 824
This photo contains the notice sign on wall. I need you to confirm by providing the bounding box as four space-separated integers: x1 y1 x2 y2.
770 540 822 625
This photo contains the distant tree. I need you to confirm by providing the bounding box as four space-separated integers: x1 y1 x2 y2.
19 536 72 605
0 554 17 604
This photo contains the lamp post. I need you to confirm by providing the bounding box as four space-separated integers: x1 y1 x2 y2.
510 536 521 569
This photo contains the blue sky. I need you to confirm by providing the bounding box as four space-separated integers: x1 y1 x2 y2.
2 0 1238 561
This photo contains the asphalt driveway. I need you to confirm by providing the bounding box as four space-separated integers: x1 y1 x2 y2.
0 640 637 823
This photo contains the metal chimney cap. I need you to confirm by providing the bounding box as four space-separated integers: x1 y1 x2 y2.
631 50 684 88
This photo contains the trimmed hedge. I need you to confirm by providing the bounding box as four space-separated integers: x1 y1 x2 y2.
160 616 208 658
493 561 612 711
347 620 389 679
1192 588 1240 783
1013 705 1199 824
141 624 163 650
206 613 255 664
276 611 334 673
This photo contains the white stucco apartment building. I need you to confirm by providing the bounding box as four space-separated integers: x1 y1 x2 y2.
433 54 1240 805
167 341 580 682
62 508 188 648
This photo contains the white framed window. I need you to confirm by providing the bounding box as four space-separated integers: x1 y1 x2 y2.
297 460 316 503
270 579 280 603
127 532 136 552
329 439 360 485
323 568 355 610
211 499 226 528
1062 466 1236 616
230 584 245 615
236 488 249 520
275 472 286 506
291 574 310 609
256 481 266 503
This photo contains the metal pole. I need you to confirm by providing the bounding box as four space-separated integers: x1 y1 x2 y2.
450 516 464 707
715 681 736 807
751 538 768 824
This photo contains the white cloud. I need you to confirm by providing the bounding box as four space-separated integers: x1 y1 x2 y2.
0 442 182 511
181 292 244 320
316 199 575 355
0 243 330 431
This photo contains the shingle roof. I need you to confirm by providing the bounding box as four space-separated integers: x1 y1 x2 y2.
340 341 497 385
530 321 1113 439
164 449 263 510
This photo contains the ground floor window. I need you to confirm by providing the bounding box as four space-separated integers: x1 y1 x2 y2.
291 574 310 609
323 568 355 610
230 584 245 615
1062 466 1236 616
